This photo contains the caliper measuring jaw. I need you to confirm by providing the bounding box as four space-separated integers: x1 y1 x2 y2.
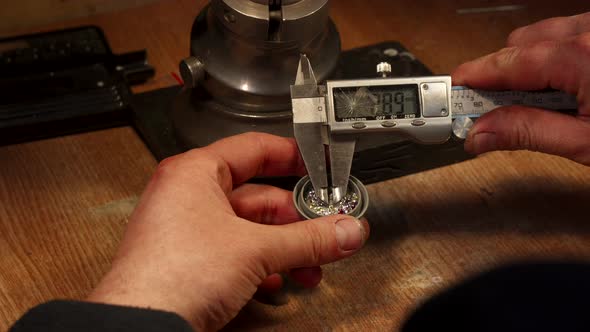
291 55 356 204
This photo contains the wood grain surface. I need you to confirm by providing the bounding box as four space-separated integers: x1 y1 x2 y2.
1 1 590 331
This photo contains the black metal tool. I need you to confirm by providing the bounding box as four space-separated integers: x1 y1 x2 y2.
0 26 155 145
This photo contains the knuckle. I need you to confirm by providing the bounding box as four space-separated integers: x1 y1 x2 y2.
522 42 552 64
155 149 231 185
507 27 525 46
493 47 522 69
495 43 554 73
300 222 329 265
569 32 590 57
209 153 230 180
155 155 182 178
261 193 280 224
514 122 534 151
499 108 536 151
188 148 227 173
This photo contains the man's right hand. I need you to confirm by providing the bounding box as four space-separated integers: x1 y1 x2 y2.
452 12 590 166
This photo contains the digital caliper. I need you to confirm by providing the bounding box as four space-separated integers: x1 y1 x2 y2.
290 54 578 214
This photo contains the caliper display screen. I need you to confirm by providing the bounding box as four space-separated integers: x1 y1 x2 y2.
332 84 420 122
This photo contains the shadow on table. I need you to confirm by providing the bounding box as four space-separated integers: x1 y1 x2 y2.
367 174 590 243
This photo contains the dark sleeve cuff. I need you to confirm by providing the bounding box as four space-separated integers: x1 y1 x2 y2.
10 300 194 332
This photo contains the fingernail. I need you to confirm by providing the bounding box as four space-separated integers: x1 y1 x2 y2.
468 132 497 154
335 218 365 251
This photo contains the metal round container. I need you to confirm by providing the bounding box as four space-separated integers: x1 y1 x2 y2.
293 176 369 220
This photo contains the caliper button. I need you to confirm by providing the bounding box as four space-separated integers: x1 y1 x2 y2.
381 121 397 128
411 119 426 127
352 122 367 129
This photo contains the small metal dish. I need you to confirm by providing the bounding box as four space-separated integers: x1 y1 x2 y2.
293 175 369 220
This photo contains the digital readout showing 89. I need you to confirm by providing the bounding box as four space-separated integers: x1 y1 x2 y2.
333 84 420 121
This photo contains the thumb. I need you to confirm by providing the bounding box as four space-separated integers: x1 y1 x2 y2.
465 106 590 166
263 215 369 273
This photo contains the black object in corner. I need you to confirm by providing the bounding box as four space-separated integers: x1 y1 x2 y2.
0 26 155 146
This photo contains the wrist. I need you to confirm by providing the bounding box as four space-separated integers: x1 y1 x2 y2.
86 262 206 330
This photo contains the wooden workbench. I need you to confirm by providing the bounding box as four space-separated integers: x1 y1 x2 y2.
1 1 590 330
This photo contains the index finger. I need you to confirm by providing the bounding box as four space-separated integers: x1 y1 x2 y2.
452 36 586 99
203 132 307 186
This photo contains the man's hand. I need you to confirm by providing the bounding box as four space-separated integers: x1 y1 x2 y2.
453 12 590 165
87 133 369 331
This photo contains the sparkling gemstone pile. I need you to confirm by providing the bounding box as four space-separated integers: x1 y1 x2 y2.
305 189 359 216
